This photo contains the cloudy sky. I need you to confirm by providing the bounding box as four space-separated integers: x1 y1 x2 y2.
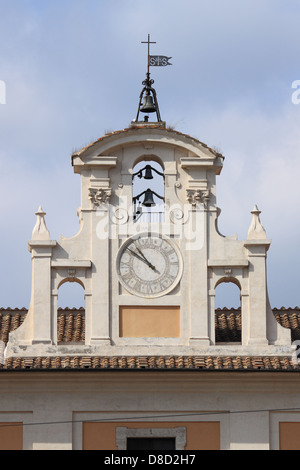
0 0 299 309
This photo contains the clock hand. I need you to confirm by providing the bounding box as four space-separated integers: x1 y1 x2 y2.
135 247 161 274
135 247 156 270
126 247 155 270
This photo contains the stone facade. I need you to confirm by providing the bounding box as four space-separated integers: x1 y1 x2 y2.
6 122 290 359
1 120 299 451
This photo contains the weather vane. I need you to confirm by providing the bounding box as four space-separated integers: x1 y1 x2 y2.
134 34 172 123
141 34 172 76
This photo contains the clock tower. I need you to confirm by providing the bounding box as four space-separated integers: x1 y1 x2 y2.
6 54 290 360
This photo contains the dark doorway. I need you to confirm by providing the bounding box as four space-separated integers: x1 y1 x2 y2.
127 437 176 450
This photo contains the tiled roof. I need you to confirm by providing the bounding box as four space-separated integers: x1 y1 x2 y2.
57 308 85 343
273 307 300 342
215 307 300 343
0 308 27 344
0 355 298 371
0 308 85 345
1 307 300 371
215 308 242 342
2 307 299 346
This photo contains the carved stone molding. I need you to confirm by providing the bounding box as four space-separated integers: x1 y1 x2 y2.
186 189 210 207
110 207 129 225
116 426 186 450
88 187 112 206
67 269 76 280
169 207 189 225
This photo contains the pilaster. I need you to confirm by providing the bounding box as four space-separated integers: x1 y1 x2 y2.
188 207 210 347
28 240 57 344
90 207 111 345
244 240 270 345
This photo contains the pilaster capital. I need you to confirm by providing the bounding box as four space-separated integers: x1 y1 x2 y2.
28 240 57 255
88 187 112 207
244 239 271 254
186 189 210 207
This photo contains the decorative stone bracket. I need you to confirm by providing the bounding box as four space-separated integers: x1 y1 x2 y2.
88 187 112 206
186 189 210 207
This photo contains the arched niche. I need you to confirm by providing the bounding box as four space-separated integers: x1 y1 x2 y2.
57 278 85 308
57 278 85 344
215 277 242 344
215 276 241 305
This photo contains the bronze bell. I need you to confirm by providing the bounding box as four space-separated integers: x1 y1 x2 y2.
142 189 156 207
140 94 156 113
144 165 153 180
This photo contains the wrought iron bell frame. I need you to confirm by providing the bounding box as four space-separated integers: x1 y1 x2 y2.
135 73 162 123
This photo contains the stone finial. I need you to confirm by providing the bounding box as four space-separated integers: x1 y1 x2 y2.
247 205 266 239
32 206 50 240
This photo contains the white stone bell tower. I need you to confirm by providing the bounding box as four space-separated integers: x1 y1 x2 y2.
6 54 291 359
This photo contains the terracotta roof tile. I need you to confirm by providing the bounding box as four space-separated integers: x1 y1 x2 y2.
215 308 242 342
1 307 300 371
0 355 299 371
57 308 85 343
0 308 27 344
273 308 300 342
1 307 300 347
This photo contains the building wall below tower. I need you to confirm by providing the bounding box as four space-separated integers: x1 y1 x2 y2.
0 371 300 450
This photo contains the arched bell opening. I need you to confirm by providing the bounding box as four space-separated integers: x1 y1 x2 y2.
214 278 242 344
57 279 85 344
132 158 165 223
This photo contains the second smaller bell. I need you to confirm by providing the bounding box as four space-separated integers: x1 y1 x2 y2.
140 94 156 114
142 189 156 207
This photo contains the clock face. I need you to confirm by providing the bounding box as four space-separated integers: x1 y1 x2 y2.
117 234 182 298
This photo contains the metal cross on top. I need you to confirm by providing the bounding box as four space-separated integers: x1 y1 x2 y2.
141 34 156 75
